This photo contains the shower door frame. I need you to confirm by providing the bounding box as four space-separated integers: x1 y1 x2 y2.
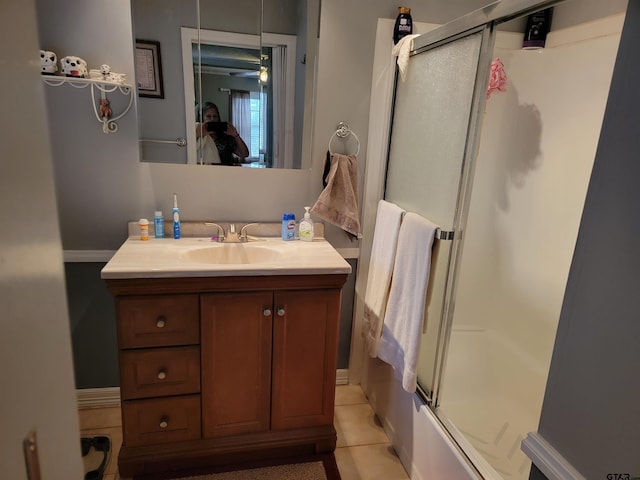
405 24 496 408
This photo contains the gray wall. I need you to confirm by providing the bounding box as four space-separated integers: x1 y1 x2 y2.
37 0 147 250
66 263 118 388
535 0 640 476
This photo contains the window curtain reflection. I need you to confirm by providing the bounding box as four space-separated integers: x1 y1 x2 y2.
271 46 287 168
231 90 252 158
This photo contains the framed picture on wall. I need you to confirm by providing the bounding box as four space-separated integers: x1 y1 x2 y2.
135 39 164 98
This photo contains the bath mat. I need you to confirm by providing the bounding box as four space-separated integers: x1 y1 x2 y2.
133 453 341 480
81 435 111 480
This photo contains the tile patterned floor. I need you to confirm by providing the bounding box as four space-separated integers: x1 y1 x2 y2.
78 384 410 480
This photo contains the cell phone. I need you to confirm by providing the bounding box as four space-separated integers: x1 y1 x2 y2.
205 121 228 133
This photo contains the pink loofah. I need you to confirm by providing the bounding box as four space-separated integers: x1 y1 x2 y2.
487 58 507 99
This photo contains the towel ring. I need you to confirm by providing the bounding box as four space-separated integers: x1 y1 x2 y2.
328 122 360 156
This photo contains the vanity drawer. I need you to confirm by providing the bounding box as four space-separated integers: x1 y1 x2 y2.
120 346 200 400
122 395 201 447
117 294 199 348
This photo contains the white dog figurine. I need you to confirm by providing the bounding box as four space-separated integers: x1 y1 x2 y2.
89 64 127 84
106 71 127 84
40 50 58 75
60 56 88 78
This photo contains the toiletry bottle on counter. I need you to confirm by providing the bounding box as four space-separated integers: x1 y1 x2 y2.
154 211 164 238
393 6 413 44
281 213 296 241
139 218 149 241
299 207 314 242
172 194 181 239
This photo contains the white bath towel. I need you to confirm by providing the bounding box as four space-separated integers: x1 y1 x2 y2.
377 212 438 393
392 34 420 82
363 200 406 357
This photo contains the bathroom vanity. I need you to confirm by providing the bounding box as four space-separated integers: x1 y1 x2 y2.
101 231 351 477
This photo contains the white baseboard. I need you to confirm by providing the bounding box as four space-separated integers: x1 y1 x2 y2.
521 432 586 480
77 387 121 409
336 369 349 385
78 370 350 408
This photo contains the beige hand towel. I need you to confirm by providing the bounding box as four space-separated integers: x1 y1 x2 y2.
363 200 405 358
377 212 437 393
311 152 360 239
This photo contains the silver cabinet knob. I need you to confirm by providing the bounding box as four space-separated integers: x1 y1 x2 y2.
156 316 167 328
276 307 285 317
159 417 168 429
157 369 167 380
263 307 271 316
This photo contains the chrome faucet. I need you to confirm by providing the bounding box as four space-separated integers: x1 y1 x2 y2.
205 222 258 242
204 222 225 242
239 223 260 242
225 223 241 243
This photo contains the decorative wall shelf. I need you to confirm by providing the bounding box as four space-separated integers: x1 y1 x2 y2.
41 76 134 134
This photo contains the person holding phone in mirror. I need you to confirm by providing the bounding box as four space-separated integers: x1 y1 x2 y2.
196 102 250 165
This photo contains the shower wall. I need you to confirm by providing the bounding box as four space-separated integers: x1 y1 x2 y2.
437 14 624 479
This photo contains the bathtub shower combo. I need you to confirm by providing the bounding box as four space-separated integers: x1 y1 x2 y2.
361 1 624 478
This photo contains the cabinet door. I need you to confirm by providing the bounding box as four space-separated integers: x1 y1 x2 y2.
271 289 341 430
201 292 273 437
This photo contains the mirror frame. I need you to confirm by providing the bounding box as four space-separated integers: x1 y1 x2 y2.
181 27 296 166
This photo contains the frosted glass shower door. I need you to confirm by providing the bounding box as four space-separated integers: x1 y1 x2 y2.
385 28 492 398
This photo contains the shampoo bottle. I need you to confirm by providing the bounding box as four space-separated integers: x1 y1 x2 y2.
299 207 314 242
393 7 413 44
522 8 553 49
172 194 181 239
154 211 164 238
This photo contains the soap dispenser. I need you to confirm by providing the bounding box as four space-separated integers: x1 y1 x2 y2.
299 207 314 242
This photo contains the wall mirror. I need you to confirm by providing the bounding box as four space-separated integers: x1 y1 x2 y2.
132 0 319 169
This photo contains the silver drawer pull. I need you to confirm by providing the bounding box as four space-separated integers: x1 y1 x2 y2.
262 307 271 316
157 369 167 380
159 417 169 429
276 307 285 317
156 316 167 328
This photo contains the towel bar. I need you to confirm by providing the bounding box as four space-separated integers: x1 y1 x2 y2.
395 210 454 240
140 137 187 147
435 228 454 240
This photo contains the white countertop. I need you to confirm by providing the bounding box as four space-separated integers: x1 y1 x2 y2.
100 236 352 279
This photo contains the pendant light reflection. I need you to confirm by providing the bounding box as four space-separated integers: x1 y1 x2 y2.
259 66 269 83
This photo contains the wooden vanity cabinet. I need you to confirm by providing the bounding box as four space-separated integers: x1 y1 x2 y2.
107 274 347 478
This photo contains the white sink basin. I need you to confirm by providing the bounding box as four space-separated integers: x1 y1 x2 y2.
181 243 286 264
101 236 352 279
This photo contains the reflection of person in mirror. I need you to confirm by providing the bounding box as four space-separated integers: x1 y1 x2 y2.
196 102 250 165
